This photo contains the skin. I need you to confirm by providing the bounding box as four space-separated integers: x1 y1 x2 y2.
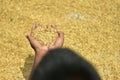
26 23 64 80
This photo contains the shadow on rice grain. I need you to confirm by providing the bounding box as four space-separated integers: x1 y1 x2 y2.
20 55 34 80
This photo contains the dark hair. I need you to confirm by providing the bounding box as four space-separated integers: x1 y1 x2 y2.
32 48 101 80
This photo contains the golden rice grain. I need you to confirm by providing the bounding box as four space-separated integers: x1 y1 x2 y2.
0 0 120 80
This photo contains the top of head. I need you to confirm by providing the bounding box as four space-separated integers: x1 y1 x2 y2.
32 48 101 80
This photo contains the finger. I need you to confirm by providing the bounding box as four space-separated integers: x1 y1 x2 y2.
26 35 42 47
26 35 34 48
32 23 38 31
38 23 43 28
50 24 64 47
49 38 64 49
26 35 30 41
46 24 49 28
26 35 34 44
51 31 64 48
30 24 38 36
51 24 58 31
57 31 64 37
51 24 57 29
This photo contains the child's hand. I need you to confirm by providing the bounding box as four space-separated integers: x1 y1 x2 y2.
26 23 64 57
49 24 64 50
26 23 49 56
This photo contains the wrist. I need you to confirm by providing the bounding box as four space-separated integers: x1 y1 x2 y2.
35 50 47 57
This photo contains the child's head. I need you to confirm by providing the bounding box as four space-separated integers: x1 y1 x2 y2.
31 48 101 80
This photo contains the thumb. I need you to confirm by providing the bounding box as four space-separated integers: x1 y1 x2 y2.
26 35 33 43
26 35 38 45
26 35 30 41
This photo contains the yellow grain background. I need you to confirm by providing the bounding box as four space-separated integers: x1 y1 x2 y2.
0 0 120 80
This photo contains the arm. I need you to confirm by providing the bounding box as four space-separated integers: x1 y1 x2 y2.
28 51 46 80
26 23 64 80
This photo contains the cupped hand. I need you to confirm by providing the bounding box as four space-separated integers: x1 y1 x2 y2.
26 23 64 56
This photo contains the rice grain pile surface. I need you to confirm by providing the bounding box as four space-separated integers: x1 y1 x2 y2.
0 0 120 80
